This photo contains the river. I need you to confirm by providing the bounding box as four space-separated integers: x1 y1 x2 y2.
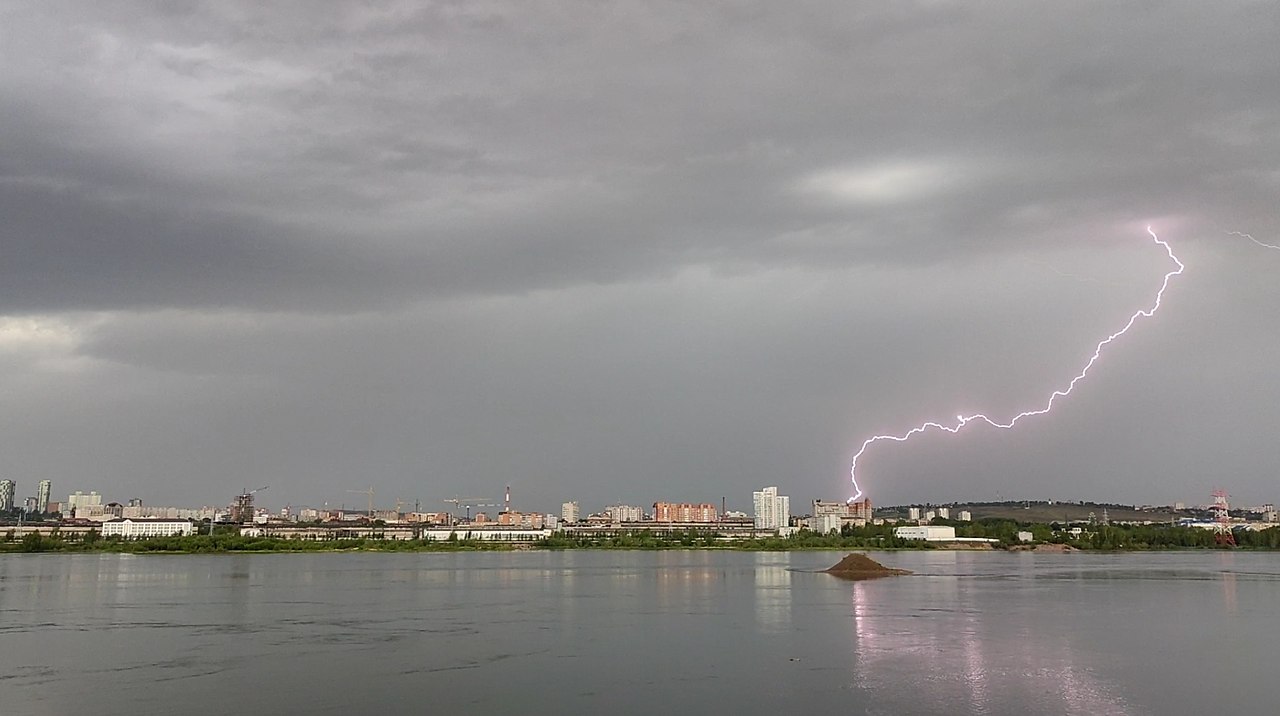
1 550 1274 715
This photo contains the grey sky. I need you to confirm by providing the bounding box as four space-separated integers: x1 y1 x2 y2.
2 2 1278 513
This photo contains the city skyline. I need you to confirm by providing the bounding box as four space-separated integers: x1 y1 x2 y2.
6 475 1272 528
2 4 1280 508
4 466 1275 522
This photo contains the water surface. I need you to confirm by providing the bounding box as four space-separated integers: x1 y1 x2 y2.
1 550 1274 715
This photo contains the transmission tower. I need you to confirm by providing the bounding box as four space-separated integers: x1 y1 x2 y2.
1211 489 1236 547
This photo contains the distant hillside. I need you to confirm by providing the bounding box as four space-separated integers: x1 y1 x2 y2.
881 501 1184 524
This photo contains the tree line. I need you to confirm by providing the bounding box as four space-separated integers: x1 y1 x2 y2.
5 519 1278 552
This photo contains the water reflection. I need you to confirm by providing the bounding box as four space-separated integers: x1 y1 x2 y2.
1217 552 1238 615
845 554 1135 714
652 552 720 615
752 553 791 631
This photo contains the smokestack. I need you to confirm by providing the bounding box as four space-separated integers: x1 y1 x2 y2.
505 484 511 514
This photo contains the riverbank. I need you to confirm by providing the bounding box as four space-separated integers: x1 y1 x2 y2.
3 532 1274 555
8 517 1278 554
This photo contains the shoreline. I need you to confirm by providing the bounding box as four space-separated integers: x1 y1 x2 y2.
2 543 1272 556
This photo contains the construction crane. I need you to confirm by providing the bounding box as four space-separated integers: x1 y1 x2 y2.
346 486 375 521
443 497 491 522
231 485 268 523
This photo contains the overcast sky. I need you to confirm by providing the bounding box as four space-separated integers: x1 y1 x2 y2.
2 2 1278 514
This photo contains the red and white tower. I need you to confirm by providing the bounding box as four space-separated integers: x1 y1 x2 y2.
1211 489 1235 547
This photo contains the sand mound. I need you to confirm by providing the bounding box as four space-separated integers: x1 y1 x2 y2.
1032 543 1078 553
1009 543 1078 553
824 553 911 580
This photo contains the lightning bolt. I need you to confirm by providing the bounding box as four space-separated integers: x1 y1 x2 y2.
1227 231 1280 251
848 227 1183 503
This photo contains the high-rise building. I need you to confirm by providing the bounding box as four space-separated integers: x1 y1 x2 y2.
36 480 51 514
813 513 843 533
497 511 545 529
604 505 645 522
67 491 102 511
230 491 257 523
814 498 873 521
936 507 950 520
812 498 872 527
652 502 718 523
561 501 580 524
0 480 16 511
812 500 846 517
752 486 790 530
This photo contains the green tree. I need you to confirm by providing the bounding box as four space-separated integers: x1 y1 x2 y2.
20 532 47 552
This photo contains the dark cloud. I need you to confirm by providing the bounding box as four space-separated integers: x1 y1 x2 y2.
1 2 1278 510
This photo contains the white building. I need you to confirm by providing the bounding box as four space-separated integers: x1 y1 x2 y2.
936 507 950 519
36 480 51 513
605 504 645 522
907 507 921 520
0 480 14 511
894 525 956 541
102 518 195 538
561 501 580 524
67 491 102 511
121 505 218 520
752 486 790 530
957 510 972 522
75 504 111 522
423 527 549 542
812 513 843 534
813 500 847 516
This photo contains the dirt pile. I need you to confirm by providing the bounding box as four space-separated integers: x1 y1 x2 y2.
1032 543 1078 553
1008 543 1078 553
824 553 911 580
